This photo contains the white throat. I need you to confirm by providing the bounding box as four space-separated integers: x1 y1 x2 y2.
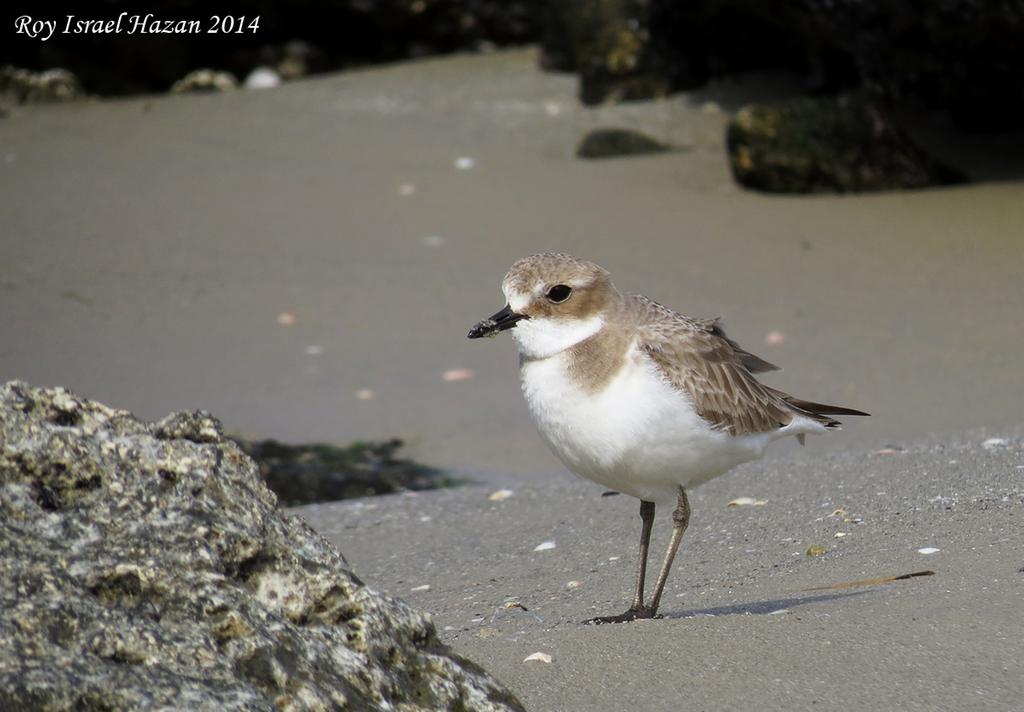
511 314 604 360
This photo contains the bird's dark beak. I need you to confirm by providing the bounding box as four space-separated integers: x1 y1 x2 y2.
467 304 528 339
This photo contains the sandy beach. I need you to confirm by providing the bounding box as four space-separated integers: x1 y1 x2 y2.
2 48 1023 710
297 428 1024 711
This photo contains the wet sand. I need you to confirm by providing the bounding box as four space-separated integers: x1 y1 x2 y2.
2 47 1023 710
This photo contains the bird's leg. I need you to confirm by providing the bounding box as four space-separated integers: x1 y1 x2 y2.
647 487 690 617
584 499 657 625
631 500 656 609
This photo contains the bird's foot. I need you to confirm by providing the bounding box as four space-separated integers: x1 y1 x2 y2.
583 605 660 625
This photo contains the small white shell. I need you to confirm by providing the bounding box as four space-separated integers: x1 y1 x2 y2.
727 497 768 507
523 652 553 664
533 541 556 552
488 489 514 502
917 547 941 555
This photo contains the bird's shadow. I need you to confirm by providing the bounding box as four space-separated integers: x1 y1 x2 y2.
663 589 870 619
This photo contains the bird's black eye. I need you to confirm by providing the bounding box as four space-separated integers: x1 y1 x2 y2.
546 284 572 303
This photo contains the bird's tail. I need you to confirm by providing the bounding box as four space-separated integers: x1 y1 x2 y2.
767 387 870 437
784 397 871 420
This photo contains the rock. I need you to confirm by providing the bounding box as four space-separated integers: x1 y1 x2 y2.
0 381 523 711
0 66 84 104
576 127 671 159
794 1 1024 131
540 0 670 105
727 95 967 193
540 0 800 105
170 69 238 94
235 437 457 506
541 2 1024 129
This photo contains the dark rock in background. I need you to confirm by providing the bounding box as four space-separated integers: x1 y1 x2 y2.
797 1 1024 132
544 1 1020 188
727 95 967 193
539 0 670 105
541 0 805 106
0 381 523 711
4 0 540 96
542 1 1024 132
576 127 671 158
237 437 457 506
7 1 1019 189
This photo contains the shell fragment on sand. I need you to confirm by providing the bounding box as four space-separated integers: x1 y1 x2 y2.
533 541 556 552
488 489 514 502
523 652 552 664
727 497 768 507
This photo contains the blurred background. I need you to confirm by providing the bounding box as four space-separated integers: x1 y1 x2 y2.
2 1 1023 489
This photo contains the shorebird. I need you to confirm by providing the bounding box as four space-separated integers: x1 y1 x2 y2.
468 253 868 624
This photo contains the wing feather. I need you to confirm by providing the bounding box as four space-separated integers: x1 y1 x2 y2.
628 294 795 436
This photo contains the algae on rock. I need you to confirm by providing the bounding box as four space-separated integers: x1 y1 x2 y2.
237 437 457 506
727 95 966 193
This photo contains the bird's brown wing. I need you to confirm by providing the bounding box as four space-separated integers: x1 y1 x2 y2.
629 294 795 436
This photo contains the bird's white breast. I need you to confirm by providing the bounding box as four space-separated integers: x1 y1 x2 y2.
519 343 771 502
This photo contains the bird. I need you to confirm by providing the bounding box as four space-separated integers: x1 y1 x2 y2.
467 252 868 624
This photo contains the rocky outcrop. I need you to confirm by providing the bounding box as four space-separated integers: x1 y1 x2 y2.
543 1 1024 131
727 95 966 193
0 382 522 711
